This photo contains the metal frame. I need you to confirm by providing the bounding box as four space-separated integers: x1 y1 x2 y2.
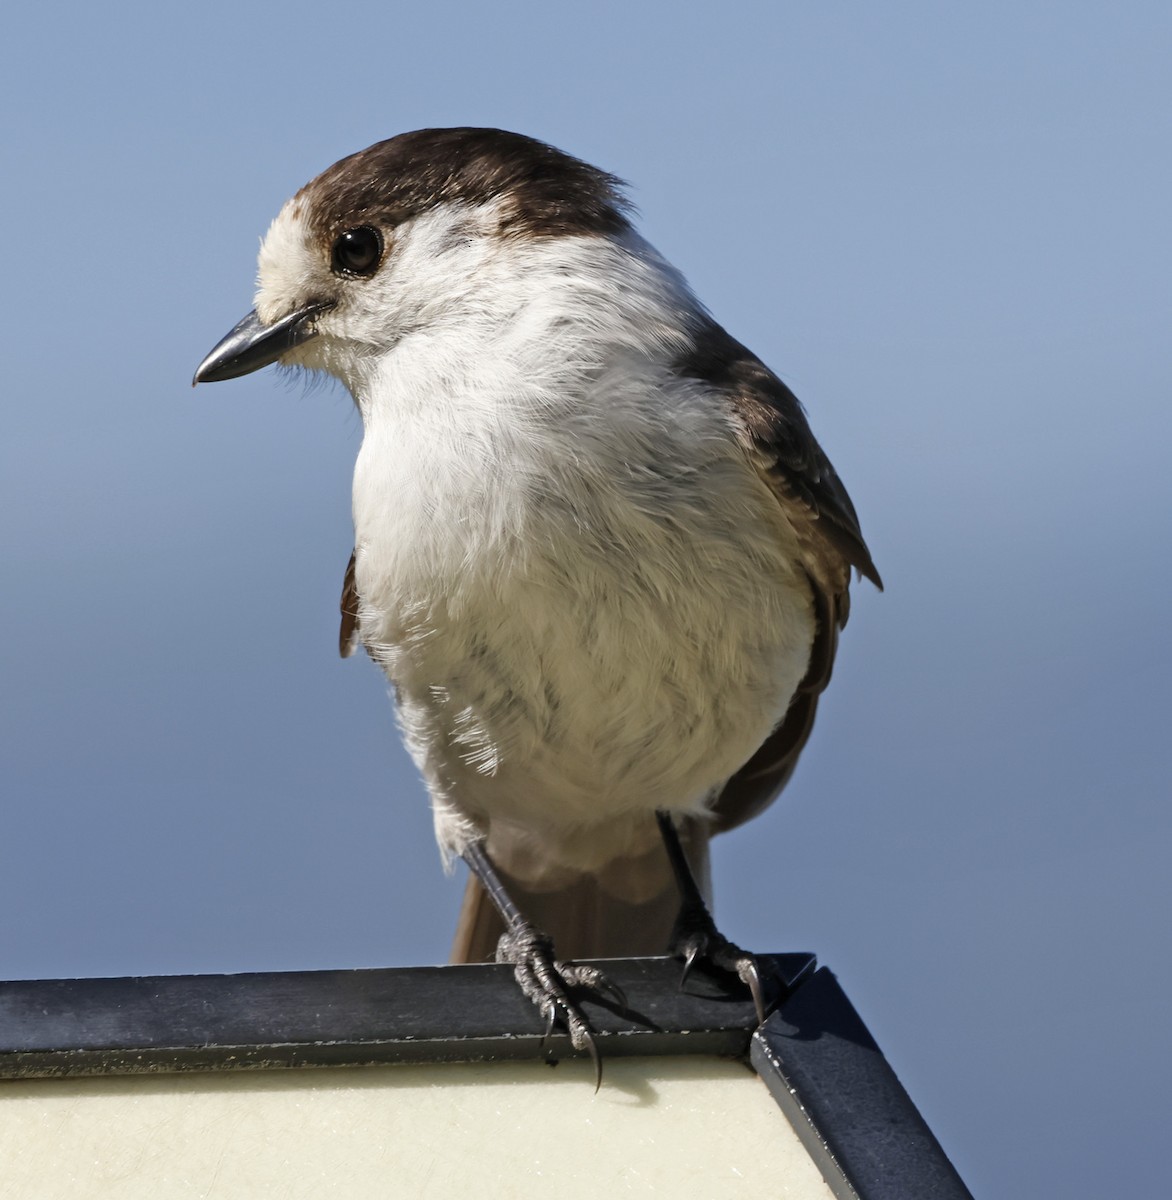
0 954 970 1199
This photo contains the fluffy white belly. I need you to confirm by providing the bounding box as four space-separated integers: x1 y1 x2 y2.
350 374 815 869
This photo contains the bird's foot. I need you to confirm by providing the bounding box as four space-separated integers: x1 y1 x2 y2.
496 923 624 1088
669 903 778 1025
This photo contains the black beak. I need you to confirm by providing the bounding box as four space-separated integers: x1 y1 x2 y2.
192 301 333 385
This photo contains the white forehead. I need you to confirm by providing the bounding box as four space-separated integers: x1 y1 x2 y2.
254 199 321 324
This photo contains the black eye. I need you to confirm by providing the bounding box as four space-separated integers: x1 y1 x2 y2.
331 226 383 276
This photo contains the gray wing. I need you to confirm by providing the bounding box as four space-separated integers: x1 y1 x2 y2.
679 319 881 833
339 550 360 658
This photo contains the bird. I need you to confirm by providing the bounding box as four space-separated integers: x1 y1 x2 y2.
194 127 880 1063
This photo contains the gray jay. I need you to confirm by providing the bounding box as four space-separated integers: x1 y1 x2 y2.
195 127 881 1062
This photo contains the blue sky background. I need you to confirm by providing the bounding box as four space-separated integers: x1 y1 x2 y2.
3 3 1169 1194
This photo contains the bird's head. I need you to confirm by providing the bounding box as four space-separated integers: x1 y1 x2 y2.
194 128 632 394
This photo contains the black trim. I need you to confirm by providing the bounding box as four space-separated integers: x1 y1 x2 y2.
752 967 973 1200
0 954 813 1078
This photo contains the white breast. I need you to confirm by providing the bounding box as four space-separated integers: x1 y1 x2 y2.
347 229 815 870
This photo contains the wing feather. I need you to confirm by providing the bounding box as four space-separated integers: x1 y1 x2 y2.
678 319 881 833
339 550 360 659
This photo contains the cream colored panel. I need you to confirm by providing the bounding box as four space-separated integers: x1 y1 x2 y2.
1 1056 834 1199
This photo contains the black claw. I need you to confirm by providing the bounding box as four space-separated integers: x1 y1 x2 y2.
541 1005 557 1046
584 1030 602 1092
496 923 620 1086
563 961 628 1012
741 958 766 1025
679 941 700 991
600 978 629 1012
670 924 773 1022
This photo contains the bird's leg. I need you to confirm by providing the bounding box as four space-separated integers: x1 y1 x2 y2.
461 839 621 1085
656 811 776 1023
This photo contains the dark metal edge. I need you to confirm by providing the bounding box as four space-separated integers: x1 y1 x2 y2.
750 967 973 1200
0 954 814 1080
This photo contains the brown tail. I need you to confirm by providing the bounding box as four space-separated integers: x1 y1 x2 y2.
450 816 711 963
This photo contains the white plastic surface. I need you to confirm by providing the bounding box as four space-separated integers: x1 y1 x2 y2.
1 1056 836 1198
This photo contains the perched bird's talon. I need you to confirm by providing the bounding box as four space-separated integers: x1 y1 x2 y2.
494 921 617 1084
673 930 772 1020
